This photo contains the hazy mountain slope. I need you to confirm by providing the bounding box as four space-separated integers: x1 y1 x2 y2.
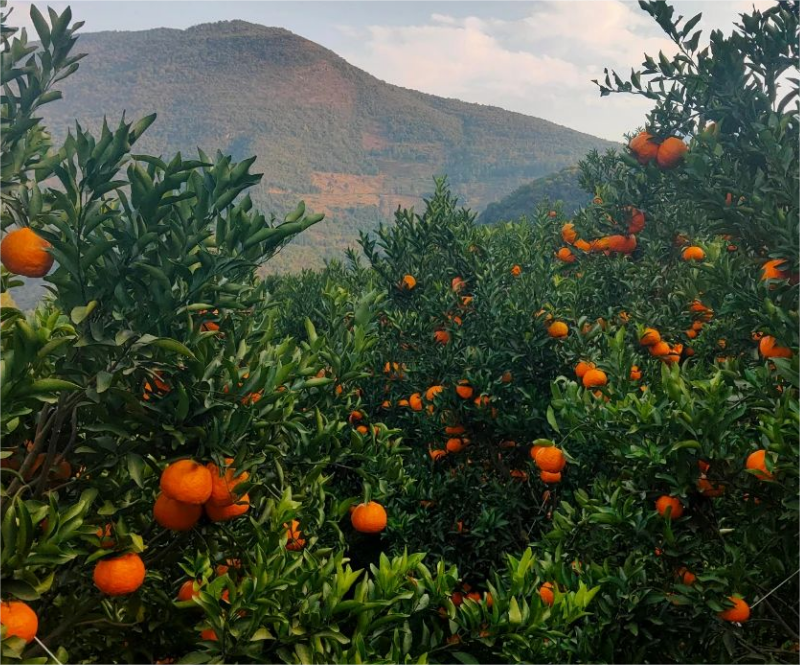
40 20 616 270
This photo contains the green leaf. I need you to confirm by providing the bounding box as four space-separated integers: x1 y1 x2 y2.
18 379 82 396
127 453 145 489
71 301 98 324
2 580 39 601
151 338 196 359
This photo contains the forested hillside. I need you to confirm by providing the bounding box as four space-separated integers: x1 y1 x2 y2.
38 20 614 270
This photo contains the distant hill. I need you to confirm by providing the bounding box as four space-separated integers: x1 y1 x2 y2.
38 20 616 271
478 166 590 224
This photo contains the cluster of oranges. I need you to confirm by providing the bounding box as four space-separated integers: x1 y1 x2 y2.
628 131 688 169
529 444 567 484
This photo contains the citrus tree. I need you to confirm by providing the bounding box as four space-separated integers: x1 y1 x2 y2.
0 5 600 664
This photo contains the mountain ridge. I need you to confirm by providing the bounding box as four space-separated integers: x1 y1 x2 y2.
39 19 617 270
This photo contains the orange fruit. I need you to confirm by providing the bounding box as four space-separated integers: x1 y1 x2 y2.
206 459 249 507
575 360 595 379
160 460 212 505
205 494 250 522
96 523 115 549
200 628 218 641
455 381 473 399
556 247 576 263
547 321 569 339
745 449 774 481
510 265 522 277
561 223 577 244
529 445 543 461
429 449 447 461
655 495 684 519
284 519 306 551
356 425 368 435
649 341 671 357
759 335 792 359
535 447 566 473
686 329 698 339
629 366 642 381
676 567 697 585
177 579 200 602
409 393 424 411
574 238 591 252
154 493 202 531
510 469 528 481
627 207 646 233
582 368 608 389
446 438 464 453
0 600 38 643
501 370 512 384
656 137 688 168
93 553 146 596
451 276 465 292
629 131 659 164
445 424 466 435
682 246 705 262
434 329 450 345
697 477 725 497
540 470 562 484
351 501 387 534
426 385 444 401
401 274 416 290
640 328 661 346
0 228 54 278
718 596 750 623
538 582 555 607
761 259 788 281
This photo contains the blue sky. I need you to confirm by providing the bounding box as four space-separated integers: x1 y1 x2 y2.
7 1 774 140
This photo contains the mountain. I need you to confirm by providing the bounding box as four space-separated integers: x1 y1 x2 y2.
39 20 616 271
478 166 589 224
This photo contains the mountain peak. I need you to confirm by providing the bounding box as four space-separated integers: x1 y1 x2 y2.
41 23 614 272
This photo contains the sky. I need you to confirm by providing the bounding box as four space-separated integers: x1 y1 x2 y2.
6 0 776 140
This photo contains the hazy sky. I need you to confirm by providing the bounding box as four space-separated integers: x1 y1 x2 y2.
7 0 775 140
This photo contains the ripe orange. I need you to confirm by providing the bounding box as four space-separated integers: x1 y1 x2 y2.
575 360 596 379
93 553 146 596
582 368 608 389
655 495 684 520
473 394 490 408
682 246 705 262
561 223 577 244
535 447 566 473
686 328 698 339
455 381 473 399
629 131 659 164
697 477 725 497
433 329 450 345
718 596 750 623
676 567 697 585
656 137 688 169
539 582 555 606
529 445 543 461
356 425 368 435
745 449 774 481
761 258 788 281
556 247 576 263
0 228 54 278
200 628 218 641
401 274 416 290
205 494 250 522
547 321 569 339
206 458 249 507
540 470 562 484
429 449 447 461
284 519 306 551
446 438 464 453
445 424 466 435
96 523 115 549
426 385 444 401
640 328 661 346
177 579 200 602
510 265 522 277
409 393 424 411
351 501 387 533
0 600 38 643
160 459 213 505
153 493 202 531
629 366 642 381
451 276 465 292
510 469 528 481
501 370 512 384
649 341 671 357
627 207 646 233
759 335 792 359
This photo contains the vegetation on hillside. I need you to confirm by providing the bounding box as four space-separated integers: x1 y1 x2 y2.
1 1 798 664
477 165 591 224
